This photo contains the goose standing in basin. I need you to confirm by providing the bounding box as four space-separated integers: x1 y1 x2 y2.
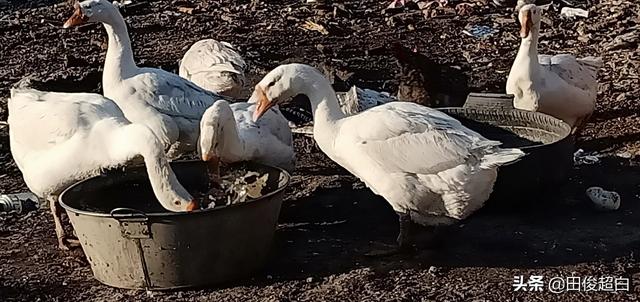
63 0 228 157
199 100 294 175
250 64 525 252
8 87 197 250
179 39 247 99
506 4 602 133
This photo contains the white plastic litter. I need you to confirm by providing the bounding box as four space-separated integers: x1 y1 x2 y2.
616 151 633 159
387 0 409 9
573 149 600 165
560 7 589 18
586 187 620 211
112 0 132 8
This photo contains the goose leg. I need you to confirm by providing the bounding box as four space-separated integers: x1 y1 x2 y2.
48 196 80 250
396 211 412 249
206 156 222 187
364 211 412 257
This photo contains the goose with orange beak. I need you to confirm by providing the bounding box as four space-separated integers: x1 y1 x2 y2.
199 99 294 180
9 87 199 250
251 63 524 255
506 4 602 134
63 0 228 159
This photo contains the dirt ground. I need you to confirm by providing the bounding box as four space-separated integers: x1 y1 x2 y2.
1 0 639 301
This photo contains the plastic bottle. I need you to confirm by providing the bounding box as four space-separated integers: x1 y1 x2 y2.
0 192 40 214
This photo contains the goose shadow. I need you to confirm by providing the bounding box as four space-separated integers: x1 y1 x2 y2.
257 159 640 281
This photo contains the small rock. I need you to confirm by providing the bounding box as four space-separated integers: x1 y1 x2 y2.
586 187 621 211
306 277 314 283
428 266 441 276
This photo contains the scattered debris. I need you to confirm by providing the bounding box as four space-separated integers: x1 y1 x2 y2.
586 187 621 211
387 0 409 9
177 6 195 14
162 10 181 17
301 20 329 35
454 3 475 16
428 266 442 276
462 25 498 38
616 151 633 159
198 169 271 209
560 7 589 18
494 0 515 7
606 31 640 51
573 149 601 165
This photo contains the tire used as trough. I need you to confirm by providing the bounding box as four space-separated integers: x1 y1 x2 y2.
439 93 574 208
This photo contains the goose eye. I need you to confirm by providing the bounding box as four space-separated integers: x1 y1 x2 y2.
267 81 276 87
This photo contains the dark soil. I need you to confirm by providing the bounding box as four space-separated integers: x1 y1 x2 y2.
1 0 639 301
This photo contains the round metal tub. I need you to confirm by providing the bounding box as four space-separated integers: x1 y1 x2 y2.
439 93 574 207
59 160 290 290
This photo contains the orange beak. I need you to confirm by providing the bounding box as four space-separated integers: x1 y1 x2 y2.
519 11 532 38
63 4 88 28
252 86 274 122
186 200 199 212
202 152 218 163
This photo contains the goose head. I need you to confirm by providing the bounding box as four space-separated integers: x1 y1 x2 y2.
199 100 235 175
249 64 323 122
518 4 542 39
63 0 117 28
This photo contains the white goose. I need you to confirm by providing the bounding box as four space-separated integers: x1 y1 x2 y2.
63 0 227 157
8 88 197 250
290 85 396 135
507 4 602 133
179 39 247 99
250 64 525 251
199 100 294 174
337 85 397 116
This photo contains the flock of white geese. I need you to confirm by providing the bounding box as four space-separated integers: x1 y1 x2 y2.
6 0 601 251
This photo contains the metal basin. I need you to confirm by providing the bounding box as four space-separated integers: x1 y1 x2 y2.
439 93 574 207
59 160 290 290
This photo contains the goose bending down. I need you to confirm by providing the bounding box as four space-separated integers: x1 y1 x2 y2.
8 88 197 250
63 0 227 158
506 4 602 133
250 64 525 252
179 39 247 99
199 100 294 174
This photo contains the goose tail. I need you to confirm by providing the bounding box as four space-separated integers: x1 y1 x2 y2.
480 148 525 169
